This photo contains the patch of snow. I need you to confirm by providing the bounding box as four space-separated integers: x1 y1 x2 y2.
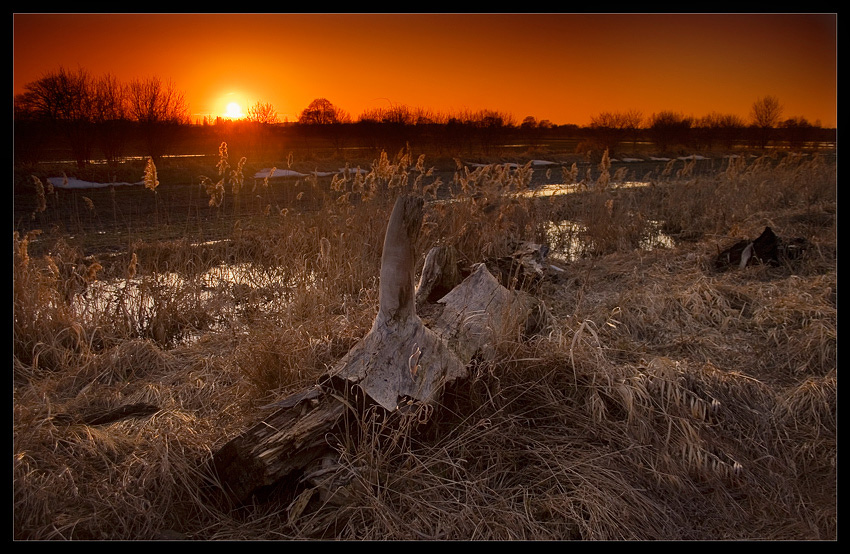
47 177 144 189
254 168 309 179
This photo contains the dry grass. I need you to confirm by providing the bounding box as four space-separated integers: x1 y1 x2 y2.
13 146 836 540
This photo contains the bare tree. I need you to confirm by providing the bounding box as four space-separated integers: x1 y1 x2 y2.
13 93 51 165
472 109 515 154
622 109 644 150
750 95 784 128
244 101 279 161
521 116 543 147
246 101 278 125
589 110 640 154
296 98 352 154
647 111 693 152
127 76 190 161
357 103 418 153
91 73 130 165
750 95 783 149
696 112 746 150
19 66 96 168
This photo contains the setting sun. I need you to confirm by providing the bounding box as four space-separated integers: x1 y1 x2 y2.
12 14 837 128
224 102 245 120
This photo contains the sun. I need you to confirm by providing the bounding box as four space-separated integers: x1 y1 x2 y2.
224 102 245 119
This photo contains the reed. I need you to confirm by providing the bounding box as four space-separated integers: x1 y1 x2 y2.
12 143 836 539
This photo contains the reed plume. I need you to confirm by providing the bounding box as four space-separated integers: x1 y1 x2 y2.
31 176 47 219
143 157 159 192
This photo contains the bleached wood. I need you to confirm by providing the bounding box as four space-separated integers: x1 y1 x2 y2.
210 194 553 503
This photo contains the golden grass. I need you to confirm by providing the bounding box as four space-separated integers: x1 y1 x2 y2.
12 146 836 540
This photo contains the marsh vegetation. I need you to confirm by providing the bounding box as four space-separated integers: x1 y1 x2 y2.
13 137 836 540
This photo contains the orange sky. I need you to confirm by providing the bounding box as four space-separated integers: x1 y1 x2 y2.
12 13 837 127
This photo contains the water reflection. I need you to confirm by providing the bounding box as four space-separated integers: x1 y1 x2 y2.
73 260 318 344
517 180 674 260
640 220 675 251
518 180 652 198
546 219 591 260
545 218 674 262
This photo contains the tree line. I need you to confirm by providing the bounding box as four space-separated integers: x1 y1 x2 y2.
586 96 827 153
14 67 834 167
14 67 193 168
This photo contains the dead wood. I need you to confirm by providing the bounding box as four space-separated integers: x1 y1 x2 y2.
415 245 460 309
210 194 554 504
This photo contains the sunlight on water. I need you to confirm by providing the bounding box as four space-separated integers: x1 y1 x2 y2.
545 218 674 261
640 220 676 251
515 180 673 261
73 261 319 344
518 180 652 198
545 219 591 260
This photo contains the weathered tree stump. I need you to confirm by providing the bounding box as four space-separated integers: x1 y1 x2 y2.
210 194 553 504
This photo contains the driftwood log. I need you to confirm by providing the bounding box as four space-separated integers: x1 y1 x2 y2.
210 195 554 504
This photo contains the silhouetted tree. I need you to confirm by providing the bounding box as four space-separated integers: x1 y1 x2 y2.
622 109 644 151
18 66 96 168
647 111 693 151
298 98 348 125
245 101 279 161
694 112 746 150
127 76 190 162
246 101 278 125
589 111 635 154
91 73 130 165
781 116 819 150
751 95 784 128
358 104 419 153
13 93 51 165
439 117 471 156
297 98 352 154
520 116 544 147
750 95 783 149
472 109 514 154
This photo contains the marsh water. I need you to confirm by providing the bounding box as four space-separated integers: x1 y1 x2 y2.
69 177 675 346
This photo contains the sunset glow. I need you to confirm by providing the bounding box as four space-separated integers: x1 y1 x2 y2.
224 102 245 120
9 13 840 544
12 13 837 128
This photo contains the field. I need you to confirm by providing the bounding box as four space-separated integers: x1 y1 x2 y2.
13 142 837 540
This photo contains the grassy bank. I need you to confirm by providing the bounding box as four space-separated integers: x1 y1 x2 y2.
13 145 836 540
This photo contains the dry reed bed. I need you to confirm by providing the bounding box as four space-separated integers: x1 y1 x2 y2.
13 149 836 540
